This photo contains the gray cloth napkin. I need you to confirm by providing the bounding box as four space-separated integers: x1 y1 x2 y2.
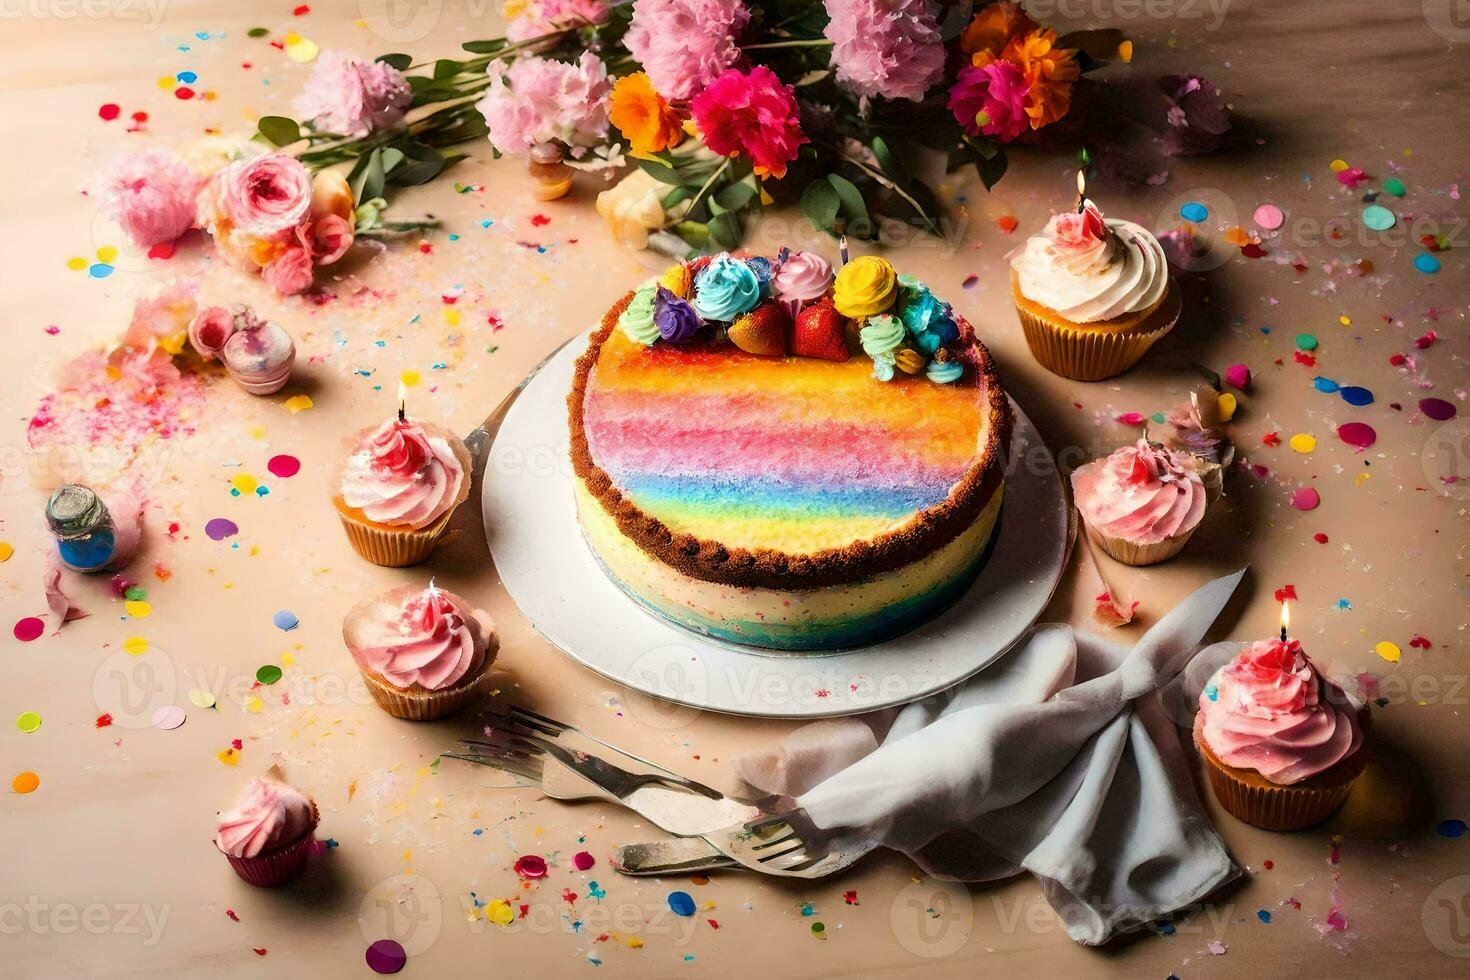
735 569 1245 945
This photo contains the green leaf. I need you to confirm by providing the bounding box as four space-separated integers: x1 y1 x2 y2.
635 157 683 186
1055 28 1128 62
869 137 907 183
461 39 508 54
247 27 268 38
389 143 445 186
800 178 841 232
708 211 742 250
377 53 412 71
976 151 1008 191
433 58 463 81
826 173 867 223
714 180 757 211
257 115 301 147
671 220 710 250
380 147 406 174
351 148 386 205
661 186 691 209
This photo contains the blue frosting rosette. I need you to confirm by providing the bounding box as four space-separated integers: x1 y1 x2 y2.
692 254 762 322
896 274 958 355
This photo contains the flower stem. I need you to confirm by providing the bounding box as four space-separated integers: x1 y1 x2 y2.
741 39 834 50
684 156 732 220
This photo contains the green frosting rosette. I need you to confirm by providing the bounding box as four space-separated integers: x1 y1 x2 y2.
860 314 905 383
618 281 661 345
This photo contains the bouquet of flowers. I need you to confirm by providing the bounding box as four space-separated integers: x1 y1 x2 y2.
94 2 1129 292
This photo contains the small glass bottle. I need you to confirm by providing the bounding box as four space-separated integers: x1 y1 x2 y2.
46 484 117 572
528 141 573 201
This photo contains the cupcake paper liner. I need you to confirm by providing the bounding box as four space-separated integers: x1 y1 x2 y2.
223 801 319 887
1013 278 1182 382
1194 714 1369 831
360 665 494 721
1087 522 1197 567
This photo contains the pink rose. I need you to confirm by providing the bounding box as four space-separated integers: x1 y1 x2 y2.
94 149 202 250
305 214 354 265
217 154 314 238
188 306 237 359
262 246 315 295
295 50 412 138
1047 204 1105 251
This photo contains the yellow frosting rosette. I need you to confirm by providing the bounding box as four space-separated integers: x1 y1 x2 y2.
833 256 898 318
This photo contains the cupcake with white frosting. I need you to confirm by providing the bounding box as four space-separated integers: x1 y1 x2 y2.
333 412 471 566
1010 202 1180 380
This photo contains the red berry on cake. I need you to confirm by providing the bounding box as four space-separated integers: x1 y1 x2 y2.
790 301 850 362
728 301 789 357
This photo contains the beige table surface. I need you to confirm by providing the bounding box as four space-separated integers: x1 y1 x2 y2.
1 1 1467 977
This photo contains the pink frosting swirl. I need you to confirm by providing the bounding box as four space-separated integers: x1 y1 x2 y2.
773 250 835 305
1198 639 1364 784
339 418 465 528
1071 439 1206 544
215 772 315 858
343 585 495 691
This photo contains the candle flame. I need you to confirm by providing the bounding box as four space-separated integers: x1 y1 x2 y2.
1279 600 1290 635
1076 169 1086 198
397 382 407 422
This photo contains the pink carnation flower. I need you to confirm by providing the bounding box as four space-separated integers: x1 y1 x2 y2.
295 50 411 138
823 0 945 103
624 0 749 100
475 52 611 155
94 149 202 249
208 153 315 238
262 247 315 296
505 0 611 43
948 59 1030 143
690 66 808 179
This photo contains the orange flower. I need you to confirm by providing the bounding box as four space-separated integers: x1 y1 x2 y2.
1002 28 1080 130
609 72 685 156
961 1 1038 64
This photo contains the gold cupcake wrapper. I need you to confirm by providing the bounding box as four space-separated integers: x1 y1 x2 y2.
1194 718 1368 831
338 508 457 567
359 666 493 721
1087 523 1196 567
1014 284 1181 382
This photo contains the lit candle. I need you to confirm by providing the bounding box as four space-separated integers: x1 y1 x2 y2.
1279 599 1290 643
838 235 850 265
397 382 407 423
1075 169 1087 213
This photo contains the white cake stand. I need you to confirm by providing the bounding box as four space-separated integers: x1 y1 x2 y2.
482 330 1072 719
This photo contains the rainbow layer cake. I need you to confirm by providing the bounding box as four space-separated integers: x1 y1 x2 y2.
568 250 1011 651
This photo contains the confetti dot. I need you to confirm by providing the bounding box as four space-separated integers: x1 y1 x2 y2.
88 263 114 279
1217 392 1237 422
66 256 88 271
98 103 120 120
176 70 198 83
1414 253 1441 274
284 34 319 62
365 940 407 975
487 899 514 926
1420 398 1456 421
1179 202 1208 222
1296 333 1318 351
0 542 12 562
188 689 217 709
231 473 258 495
400 370 422 388
573 851 595 871
1383 177 1406 196
156 75 174 89
124 600 152 618
283 394 314 413
1340 386 1374 407
16 712 41 733
123 636 148 656
205 518 239 541
1253 204 1284 229
1290 487 1320 511
174 86 196 100
1313 376 1340 394
1329 158 1348 172
273 610 299 631
1224 364 1251 390
1437 819 1468 839
267 454 300 478
1361 205 1395 231
1375 641 1401 663
1289 433 1316 453
152 705 186 730
256 665 283 685
1337 422 1376 449
13 618 44 642
515 854 548 878
668 891 696 917
11 771 39 794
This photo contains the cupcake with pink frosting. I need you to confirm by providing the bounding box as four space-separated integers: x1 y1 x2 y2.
1070 438 1207 565
333 412 472 566
771 250 835 320
214 767 319 886
343 583 498 720
1193 638 1369 830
